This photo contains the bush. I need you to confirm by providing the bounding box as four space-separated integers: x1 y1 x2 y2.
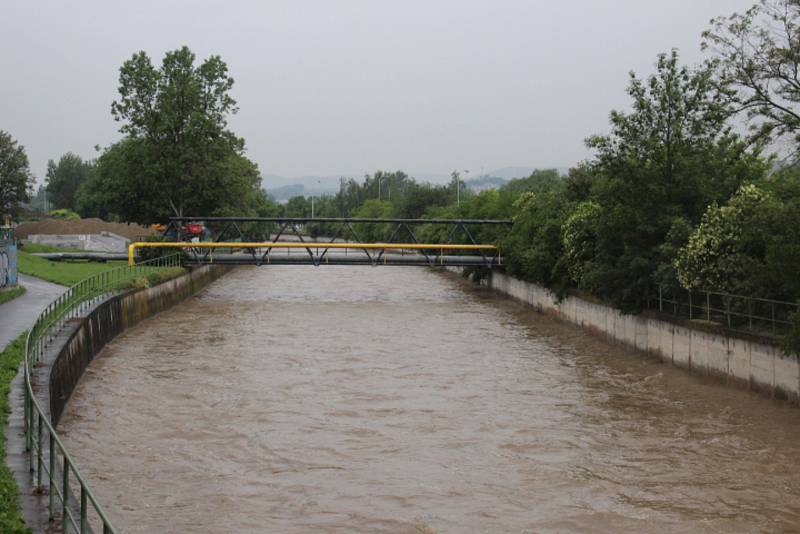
47 208 80 220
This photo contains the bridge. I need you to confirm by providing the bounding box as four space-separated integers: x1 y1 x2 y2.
129 216 512 268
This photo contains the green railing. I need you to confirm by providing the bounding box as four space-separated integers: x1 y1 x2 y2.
656 285 799 337
23 253 182 533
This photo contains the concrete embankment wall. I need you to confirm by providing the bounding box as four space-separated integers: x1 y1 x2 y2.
472 269 800 404
49 265 230 424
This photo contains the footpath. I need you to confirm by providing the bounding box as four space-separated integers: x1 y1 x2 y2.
0 274 65 351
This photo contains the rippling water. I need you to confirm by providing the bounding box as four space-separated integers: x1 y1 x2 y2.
58 266 800 533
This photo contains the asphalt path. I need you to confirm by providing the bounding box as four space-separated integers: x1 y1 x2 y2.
0 274 65 351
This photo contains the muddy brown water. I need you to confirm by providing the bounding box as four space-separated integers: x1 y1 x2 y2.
58 266 800 533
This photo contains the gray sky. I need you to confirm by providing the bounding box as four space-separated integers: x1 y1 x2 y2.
1 0 755 185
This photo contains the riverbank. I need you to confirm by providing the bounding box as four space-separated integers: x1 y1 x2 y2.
0 334 29 533
455 268 800 404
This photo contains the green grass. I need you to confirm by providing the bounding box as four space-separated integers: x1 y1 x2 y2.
18 242 86 254
0 333 32 534
17 251 127 287
122 267 186 290
0 286 25 306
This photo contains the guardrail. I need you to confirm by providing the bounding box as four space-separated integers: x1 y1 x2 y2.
655 285 799 337
23 253 182 533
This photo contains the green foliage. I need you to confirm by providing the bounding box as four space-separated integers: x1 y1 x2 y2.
17 251 127 287
503 169 562 194
786 308 800 355
703 0 800 150
675 167 800 303
0 130 34 219
579 50 767 307
45 153 92 211
675 184 772 293
76 47 263 223
0 333 33 534
353 199 394 241
0 286 25 306
506 193 568 289
47 208 80 220
561 201 604 291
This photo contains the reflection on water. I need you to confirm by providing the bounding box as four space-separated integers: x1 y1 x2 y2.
58 266 800 533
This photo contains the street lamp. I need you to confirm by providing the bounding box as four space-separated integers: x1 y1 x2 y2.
454 169 469 206
311 179 321 218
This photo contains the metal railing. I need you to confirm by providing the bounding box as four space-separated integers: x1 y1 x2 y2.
23 253 182 533
655 285 799 336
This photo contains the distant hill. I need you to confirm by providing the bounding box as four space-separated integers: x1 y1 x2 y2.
485 166 570 179
464 176 508 192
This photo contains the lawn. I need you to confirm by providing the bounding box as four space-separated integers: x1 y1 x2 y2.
0 286 26 306
17 251 127 287
0 333 32 533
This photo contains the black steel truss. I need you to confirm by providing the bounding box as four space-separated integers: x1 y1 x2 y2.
160 216 512 268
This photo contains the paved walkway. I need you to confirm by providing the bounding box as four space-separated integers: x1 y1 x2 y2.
0 274 65 351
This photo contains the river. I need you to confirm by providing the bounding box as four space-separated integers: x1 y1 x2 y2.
58 266 800 533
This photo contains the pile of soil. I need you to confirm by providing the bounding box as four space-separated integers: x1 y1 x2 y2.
15 218 150 240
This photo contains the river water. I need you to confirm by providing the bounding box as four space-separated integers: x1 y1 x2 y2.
58 266 800 533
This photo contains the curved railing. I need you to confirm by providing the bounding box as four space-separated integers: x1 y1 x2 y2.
22 254 182 533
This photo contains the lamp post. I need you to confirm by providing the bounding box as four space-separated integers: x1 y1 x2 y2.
454 169 469 206
311 179 321 218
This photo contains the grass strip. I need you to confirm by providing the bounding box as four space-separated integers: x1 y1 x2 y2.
0 286 26 306
0 333 32 533
17 251 127 287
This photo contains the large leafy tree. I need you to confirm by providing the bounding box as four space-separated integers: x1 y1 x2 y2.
0 130 34 219
575 50 767 307
703 0 800 152
45 152 93 210
78 46 262 223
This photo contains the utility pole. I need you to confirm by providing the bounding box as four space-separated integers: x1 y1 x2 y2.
453 169 469 206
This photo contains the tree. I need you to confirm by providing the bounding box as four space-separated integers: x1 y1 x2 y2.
80 46 263 223
675 184 774 295
703 0 800 152
46 152 92 210
0 130 34 219
576 50 767 307
675 164 800 300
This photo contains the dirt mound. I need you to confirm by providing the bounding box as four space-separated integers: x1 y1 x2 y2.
15 218 150 240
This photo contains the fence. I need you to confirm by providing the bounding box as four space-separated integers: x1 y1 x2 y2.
23 253 182 533
655 285 799 337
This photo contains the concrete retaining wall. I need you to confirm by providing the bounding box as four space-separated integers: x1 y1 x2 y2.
482 269 800 404
49 265 229 424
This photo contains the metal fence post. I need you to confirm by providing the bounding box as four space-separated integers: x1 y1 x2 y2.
63 456 70 532
659 286 663 312
49 433 55 520
727 298 731 328
706 292 711 321
689 291 693 320
37 413 43 488
81 485 88 533
772 303 776 334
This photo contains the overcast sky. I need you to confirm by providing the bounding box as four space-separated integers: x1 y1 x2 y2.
1 0 756 185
